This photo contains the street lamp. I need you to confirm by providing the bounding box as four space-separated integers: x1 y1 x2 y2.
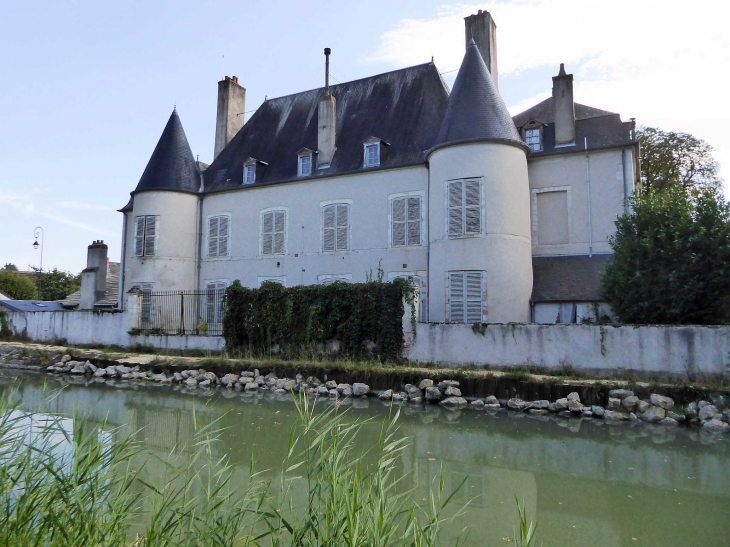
33 226 44 299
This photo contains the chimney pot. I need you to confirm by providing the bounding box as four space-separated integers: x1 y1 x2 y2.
464 11 498 88
214 74 246 159
552 64 575 144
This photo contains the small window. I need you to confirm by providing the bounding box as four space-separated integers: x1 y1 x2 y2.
134 216 158 257
261 210 286 255
525 128 541 152
243 163 256 184
131 283 154 325
207 215 230 258
448 271 483 323
204 281 227 328
298 154 312 176
364 142 380 167
447 179 481 238
318 274 352 285
322 203 349 252
258 277 286 287
391 196 422 247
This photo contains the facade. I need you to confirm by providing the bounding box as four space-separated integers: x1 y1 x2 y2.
118 10 639 326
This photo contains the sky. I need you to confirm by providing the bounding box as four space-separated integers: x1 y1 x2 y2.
1 0 728 274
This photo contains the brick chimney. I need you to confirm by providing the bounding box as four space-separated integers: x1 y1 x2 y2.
214 75 246 159
464 10 498 88
317 48 337 167
552 63 576 145
79 240 108 309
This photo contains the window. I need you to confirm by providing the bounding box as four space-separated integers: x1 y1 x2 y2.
322 203 349 252
525 128 541 152
243 163 256 184
448 179 481 237
388 272 427 322
204 281 227 327
298 153 312 176
258 276 286 286
391 195 422 247
364 142 380 167
134 216 158 257
261 209 286 255
318 274 352 285
207 215 230 258
131 283 153 325
448 271 483 323
536 190 569 245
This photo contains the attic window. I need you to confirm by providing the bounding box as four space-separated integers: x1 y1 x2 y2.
298 151 313 176
364 142 380 167
524 128 542 152
243 163 256 184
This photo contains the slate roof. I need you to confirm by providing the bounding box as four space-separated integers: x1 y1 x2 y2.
58 262 120 308
0 289 12 300
203 63 450 193
0 300 66 312
531 254 612 302
512 98 616 128
433 39 526 152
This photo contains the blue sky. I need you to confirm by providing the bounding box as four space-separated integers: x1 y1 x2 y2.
1 0 727 274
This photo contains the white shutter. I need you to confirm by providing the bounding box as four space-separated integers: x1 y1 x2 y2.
465 272 483 322
262 212 273 255
323 205 335 251
465 180 481 234
407 196 421 245
218 216 229 256
449 272 465 322
392 197 406 246
205 282 216 324
336 204 349 250
448 181 463 237
134 217 145 256
144 216 157 256
208 217 219 258
274 211 285 254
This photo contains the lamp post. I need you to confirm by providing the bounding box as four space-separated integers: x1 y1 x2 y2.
33 226 44 300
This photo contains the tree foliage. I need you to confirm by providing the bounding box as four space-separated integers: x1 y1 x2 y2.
1 264 18 272
32 267 81 301
601 187 730 324
223 279 413 359
0 271 38 300
637 126 723 195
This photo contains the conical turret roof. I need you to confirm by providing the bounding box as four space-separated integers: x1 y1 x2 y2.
134 109 201 194
433 39 526 153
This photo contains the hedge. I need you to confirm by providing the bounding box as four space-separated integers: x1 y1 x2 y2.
223 279 414 359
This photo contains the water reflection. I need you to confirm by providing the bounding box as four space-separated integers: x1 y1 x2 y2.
2 371 729 546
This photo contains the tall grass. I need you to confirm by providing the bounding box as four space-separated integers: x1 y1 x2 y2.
0 390 538 546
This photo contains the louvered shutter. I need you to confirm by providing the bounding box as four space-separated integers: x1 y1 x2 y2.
208 217 219 258
323 205 336 251
134 217 145 256
144 216 157 256
465 180 481 234
218 216 229 256
336 204 349 250
274 211 285 254
392 198 406 246
449 272 465 322
448 181 463 236
261 212 273 254
205 282 216 324
407 196 421 245
465 272 483 322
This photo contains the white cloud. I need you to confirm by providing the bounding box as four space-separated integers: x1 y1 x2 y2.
366 0 730 184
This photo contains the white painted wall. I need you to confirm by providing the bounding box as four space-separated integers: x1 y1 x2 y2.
408 322 730 377
428 142 533 323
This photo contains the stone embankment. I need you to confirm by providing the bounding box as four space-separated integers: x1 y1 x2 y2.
9 346 726 436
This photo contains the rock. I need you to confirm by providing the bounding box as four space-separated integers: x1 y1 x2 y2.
121 373 134 380
84 361 97 374
245 382 259 392
603 410 629 421
629 412 639 422
352 383 370 397
640 406 666 423
608 389 634 400
437 380 460 391
418 379 434 390
407 385 423 396
378 389 393 401
650 394 674 410
637 400 651 414
202 372 217 383
607 398 622 410
567 392 580 402
568 400 584 414
444 386 462 397
555 398 569 411
591 405 605 417
686 402 699 418
328 389 338 398
703 419 730 433
621 395 639 410
699 405 719 422
485 404 501 410
547 402 559 413
667 411 685 423
710 393 728 409
582 409 593 418
254 376 265 385
198 379 211 388
485 395 499 405
660 417 679 426
698 400 711 409
470 400 485 409
93 369 106 378
336 383 350 393
70 366 85 375
507 398 528 411
274 388 286 395
325 380 337 390
408 397 424 404
391 393 404 402
61 354 71 363
172 372 183 383
116 365 132 374
221 374 240 386
722 410 730 424
184 378 198 387
528 408 548 416
46 365 57 372
531 400 550 410
440 396 468 408
342 387 353 397
425 386 442 402
240 371 254 378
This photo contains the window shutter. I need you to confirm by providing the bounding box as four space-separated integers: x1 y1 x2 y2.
465 180 481 234
448 181 463 236
323 205 335 251
218 216 229 256
336 204 348 250
262 212 273 254
407 196 421 245
449 272 465 322
144 216 157 256
392 197 406 246
134 217 145 256
205 282 216 324
274 211 285 254
208 217 219 258
465 272 483 322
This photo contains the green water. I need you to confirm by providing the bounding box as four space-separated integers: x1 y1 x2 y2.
2 370 729 546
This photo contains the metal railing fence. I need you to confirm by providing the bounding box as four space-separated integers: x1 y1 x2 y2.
136 289 226 336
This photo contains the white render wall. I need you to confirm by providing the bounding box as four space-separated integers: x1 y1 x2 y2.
408 322 730 377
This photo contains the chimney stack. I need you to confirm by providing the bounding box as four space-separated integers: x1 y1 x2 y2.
464 10 498 88
214 75 246 159
79 240 108 309
317 48 337 167
552 63 576 144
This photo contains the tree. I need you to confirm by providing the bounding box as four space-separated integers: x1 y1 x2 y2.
0 271 38 300
32 267 81 301
601 187 730 324
1 264 18 271
637 126 723 195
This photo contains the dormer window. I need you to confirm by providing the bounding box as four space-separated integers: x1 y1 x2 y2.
522 122 543 152
297 148 313 176
362 136 388 168
243 163 256 184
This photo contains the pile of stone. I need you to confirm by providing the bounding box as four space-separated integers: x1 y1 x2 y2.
378 379 469 408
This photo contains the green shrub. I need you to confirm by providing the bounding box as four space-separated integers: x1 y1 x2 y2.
0 270 38 300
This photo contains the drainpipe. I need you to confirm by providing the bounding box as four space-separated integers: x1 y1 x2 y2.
426 161 431 322
585 137 593 257
621 145 628 213
196 177 204 293
118 214 127 309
